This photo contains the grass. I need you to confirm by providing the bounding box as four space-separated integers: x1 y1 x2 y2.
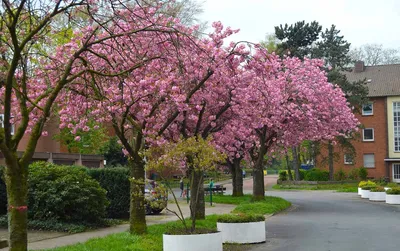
41 194 291 251
272 183 358 193
206 194 292 215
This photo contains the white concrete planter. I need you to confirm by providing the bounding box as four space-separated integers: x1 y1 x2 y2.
386 194 400 205
358 187 362 195
217 221 265 244
163 232 222 251
369 192 386 201
360 189 370 199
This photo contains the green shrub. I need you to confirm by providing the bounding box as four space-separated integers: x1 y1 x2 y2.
370 186 385 192
361 185 376 190
304 169 329 181
347 168 359 180
28 162 109 223
87 168 130 219
334 169 347 181
358 167 368 180
386 187 400 195
386 182 398 188
299 169 306 180
216 214 265 223
0 166 6 215
278 171 287 181
358 180 376 188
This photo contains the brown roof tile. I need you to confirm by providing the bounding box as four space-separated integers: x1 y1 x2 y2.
343 64 400 97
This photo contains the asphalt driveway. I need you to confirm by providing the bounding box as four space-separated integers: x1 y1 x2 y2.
249 190 400 251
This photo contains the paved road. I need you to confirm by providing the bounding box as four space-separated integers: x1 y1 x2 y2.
248 190 400 251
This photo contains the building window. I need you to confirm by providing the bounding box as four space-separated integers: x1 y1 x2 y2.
362 128 374 141
363 154 375 168
344 154 353 165
394 102 400 152
362 103 373 116
0 114 14 135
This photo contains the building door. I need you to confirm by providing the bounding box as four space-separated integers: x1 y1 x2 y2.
393 164 400 182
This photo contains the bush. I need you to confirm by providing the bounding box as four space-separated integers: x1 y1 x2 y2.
278 170 287 181
216 214 265 223
347 168 359 180
304 169 329 181
370 186 385 192
358 167 368 180
299 169 306 180
386 182 398 188
358 180 376 188
87 167 130 219
334 169 347 181
386 187 400 195
361 185 376 190
0 166 6 215
28 162 109 223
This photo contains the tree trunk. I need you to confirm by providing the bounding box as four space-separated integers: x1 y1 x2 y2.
252 164 264 201
129 158 147 234
231 158 243 197
190 170 205 220
5 160 28 251
292 146 300 181
285 154 293 181
328 140 334 181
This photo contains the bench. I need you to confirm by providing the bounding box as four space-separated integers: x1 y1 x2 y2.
204 185 226 195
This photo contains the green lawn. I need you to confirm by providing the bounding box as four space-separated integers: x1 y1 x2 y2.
272 183 358 193
41 195 291 251
206 194 292 215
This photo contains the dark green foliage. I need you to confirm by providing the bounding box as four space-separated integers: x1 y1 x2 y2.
0 215 123 234
358 167 368 180
304 169 329 181
312 25 351 69
99 136 128 167
386 188 400 195
299 169 306 180
216 214 265 223
0 166 6 215
28 162 109 223
347 168 359 180
275 20 322 58
334 169 347 181
87 168 130 219
278 170 287 181
361 185 376 190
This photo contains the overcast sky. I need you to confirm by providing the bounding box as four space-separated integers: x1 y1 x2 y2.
197 0 400 49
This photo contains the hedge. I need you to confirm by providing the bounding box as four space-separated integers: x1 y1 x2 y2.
304 168 329 181
28 162 109 223
87 167 130 219
0 162 109 223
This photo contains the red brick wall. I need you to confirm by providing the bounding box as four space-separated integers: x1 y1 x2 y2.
319 97 389 179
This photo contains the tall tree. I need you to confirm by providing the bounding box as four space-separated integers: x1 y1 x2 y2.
312 25 351 69
274 20 322 58
349 43 400 66
0 1 209 249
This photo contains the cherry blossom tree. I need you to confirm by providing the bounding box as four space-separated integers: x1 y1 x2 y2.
240 50 359 200
0 0 201 249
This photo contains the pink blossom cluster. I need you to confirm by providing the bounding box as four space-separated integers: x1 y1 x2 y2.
1 2 359 167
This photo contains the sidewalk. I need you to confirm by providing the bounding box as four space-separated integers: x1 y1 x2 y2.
0 202 235 251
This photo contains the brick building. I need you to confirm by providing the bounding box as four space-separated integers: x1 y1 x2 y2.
0 116 104 168
324 62 400 181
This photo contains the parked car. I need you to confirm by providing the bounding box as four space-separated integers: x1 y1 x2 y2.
145 180 168 215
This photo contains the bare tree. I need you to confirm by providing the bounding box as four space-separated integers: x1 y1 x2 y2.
349 43 400 66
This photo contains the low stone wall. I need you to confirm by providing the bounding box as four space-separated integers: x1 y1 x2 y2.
277 180 358 185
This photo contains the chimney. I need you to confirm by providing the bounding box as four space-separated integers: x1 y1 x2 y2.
354 61 365 72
